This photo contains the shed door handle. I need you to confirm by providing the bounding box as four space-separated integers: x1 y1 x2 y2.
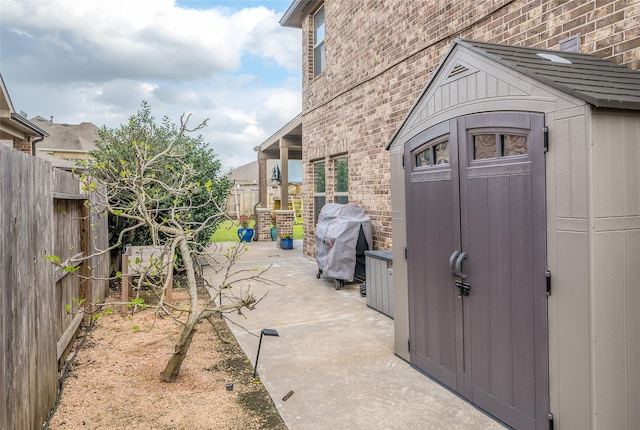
455 252 468 280
449 250 460 274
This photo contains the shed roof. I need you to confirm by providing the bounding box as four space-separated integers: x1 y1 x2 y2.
386 39 640 150
457 39 640 110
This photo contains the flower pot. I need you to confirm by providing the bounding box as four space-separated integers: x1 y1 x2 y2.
237 227 254 242
281 237 293 250
270 227 277 241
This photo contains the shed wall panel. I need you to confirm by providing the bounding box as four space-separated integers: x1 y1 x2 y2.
554 114 589 219
593 113 640 218
626 230 640 429
555 231 591 430
590 110 640 430
390 148 409 360
593 231 629 429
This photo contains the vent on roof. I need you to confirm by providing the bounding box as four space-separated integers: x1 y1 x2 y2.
559 35 580 53
537 53 572 64
448 63 469 78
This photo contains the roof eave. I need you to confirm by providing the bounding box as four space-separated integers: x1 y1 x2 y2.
255 113 302 153
10 113 49 137
280 0 320 28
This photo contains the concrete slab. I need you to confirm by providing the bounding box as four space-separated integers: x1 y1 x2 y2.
205 240 506 430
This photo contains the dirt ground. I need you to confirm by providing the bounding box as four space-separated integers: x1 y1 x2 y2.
46 288 287 430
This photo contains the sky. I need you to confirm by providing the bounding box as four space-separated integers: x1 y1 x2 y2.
0 0 301 170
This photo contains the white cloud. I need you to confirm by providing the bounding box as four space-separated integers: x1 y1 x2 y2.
1 0 299 81
0 0 302 170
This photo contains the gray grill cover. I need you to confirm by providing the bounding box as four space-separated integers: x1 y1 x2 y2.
315 203 373 282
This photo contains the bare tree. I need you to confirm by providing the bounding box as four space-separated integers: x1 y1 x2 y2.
58 104 268 382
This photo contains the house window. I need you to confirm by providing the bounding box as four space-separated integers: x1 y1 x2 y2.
313 6 325 77
314 160 326 224
334 156 348 204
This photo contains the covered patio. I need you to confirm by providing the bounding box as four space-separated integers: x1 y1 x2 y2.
253 114 302 243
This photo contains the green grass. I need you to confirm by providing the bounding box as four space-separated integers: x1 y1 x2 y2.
211 220 304 243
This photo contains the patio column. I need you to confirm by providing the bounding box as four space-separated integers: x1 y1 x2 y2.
256 148 268 209
279 138 292 207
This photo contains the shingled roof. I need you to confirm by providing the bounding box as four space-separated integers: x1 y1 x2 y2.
30 115 99 152
457 39 640 111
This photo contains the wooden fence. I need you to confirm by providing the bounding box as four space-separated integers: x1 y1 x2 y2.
0 145 109 429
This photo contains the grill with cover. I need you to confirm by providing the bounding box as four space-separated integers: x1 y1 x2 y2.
315 203 373 289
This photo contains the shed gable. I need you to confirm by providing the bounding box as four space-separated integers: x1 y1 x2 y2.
414 59 528 124
388 44 583 150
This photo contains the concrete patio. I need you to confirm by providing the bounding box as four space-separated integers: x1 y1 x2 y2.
206 240 506 430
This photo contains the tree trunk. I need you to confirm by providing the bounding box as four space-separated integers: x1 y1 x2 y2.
160 238 200 382
160 322 197 382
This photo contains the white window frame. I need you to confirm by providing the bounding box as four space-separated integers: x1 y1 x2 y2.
313 160 326 224
334 155 348 204
313 6 325 77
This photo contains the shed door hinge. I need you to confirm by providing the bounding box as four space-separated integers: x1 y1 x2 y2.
548 412 554 430
543 126 549 152
546 270 551 296
408 337 411 352
402 154 405 168
404 247 408 260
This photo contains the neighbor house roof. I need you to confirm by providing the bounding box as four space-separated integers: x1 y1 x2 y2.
31 115 99 152
457 39 640 110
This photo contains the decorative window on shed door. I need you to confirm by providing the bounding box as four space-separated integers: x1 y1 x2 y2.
334 155 348 204
313 5 325 77
471 131 528 161
413 138 450 168
314 160 326 224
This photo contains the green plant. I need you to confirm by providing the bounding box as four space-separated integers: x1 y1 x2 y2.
73 103 265 383
270 213 277 227
280 233 292 240
90 101 233 251
238 214 253 228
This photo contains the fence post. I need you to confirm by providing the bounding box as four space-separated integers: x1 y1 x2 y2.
80 202 91 323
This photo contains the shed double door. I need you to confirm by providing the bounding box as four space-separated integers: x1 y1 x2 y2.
405 112 548 430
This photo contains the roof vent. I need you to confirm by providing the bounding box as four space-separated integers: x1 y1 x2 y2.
536 53 572 64
559 35 580 53
448 63 469 78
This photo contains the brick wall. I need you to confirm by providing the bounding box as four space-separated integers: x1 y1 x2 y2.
299 0 640 256
275 210 295 248
13 137 32 155
256 208 272 241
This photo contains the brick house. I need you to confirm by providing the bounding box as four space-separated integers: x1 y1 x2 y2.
280 0 640 256
279 1 640 429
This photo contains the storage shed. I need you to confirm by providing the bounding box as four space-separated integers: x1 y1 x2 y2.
386 39 640 430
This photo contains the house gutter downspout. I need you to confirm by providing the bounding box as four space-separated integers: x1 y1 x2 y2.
31 136 45 156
